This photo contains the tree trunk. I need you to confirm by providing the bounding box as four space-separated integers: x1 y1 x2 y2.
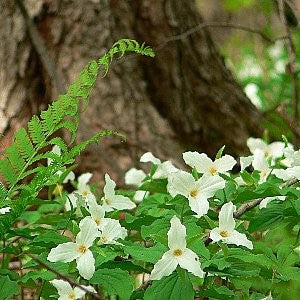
0 0 262 184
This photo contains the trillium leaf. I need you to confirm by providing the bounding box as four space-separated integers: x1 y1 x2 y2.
90 268 133 300
0 276 19 300
144 272 194 300
123 242 167 263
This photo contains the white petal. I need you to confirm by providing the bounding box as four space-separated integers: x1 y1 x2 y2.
140 152 161 164
65 193 77 211
167 171 195 198
183 152 213 173
0 207 11 214
219 202 236 231
73 287 86 299
125 168 146 186
283 166 300 180
240 156 253 170
99 218 127 244
273 169 290 181
252 149 269 172
76 217 99 247
149 250 178 280
78 173 93 191
168 216 186 250
214 155 236 173
188 195 209 218
133 190 149 202
76 249 95 280
74 286 97 298
51 279 73 296
234 176 246 186
196 175 225 198
259 196 286 209
209 228 223 243
47 242 79 263
63 171 75 183
87 199 105 221
109 195 136 211
103 174 116 198
269 142 285 158
48 145 61 165
247 138 266 154
177 249 204 278
153 161 178 179
225 230 253 249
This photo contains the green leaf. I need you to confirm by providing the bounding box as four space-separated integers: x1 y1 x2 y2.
0 275 19 300
141 218 170 245
215 145 225 159
90 268 133 300
144 272 194 300
248 203 284 232
123 243 167 263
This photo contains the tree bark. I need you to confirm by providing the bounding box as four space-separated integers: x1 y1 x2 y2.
0 0 262 184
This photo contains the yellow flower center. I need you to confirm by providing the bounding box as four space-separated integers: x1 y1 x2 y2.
173 249 183 256
264 150 269 157
220 230 229 238
189 189 198 198
209 166 217 175
95 218 101 226
100 236 108 243
82 190 89 197
261 170 267 178
68 292 76 299
78 244 87 253
105 198 111 205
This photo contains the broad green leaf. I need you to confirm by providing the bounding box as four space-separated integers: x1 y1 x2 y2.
90 268 133 300
0 276 19 300
144 271 194 300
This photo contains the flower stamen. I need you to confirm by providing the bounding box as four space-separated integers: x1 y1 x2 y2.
209 166 217 175
173 249 183 256
220 230 229 238
78 244 87 253
189 189 198 198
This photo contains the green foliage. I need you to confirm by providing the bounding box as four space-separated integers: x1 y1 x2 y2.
0 37 299 300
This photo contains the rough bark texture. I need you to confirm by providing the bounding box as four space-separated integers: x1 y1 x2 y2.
0 0 262 184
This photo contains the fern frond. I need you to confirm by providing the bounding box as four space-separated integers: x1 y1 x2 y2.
0 158 17 186
0 182 8 202
15 128 35 160
0 39 154 234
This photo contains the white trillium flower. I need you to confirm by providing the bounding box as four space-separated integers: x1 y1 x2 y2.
259 196 286 209
167 171 225 218
85 198 109 230
282 147 300 167
0 206 11 214
48 145 75 183
273 166 300 181
247 138 284 160
102 174 136 212
66 173 96 211
261 292 273 300
240 155 254 170
98 218 127 245
252 150 272 183
125 168 149 202
183 152 236 176
140 152 178 179
51 279 96 300
210 202 253 249
234 176 246 186
150 216 204 280
47 217 99 279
